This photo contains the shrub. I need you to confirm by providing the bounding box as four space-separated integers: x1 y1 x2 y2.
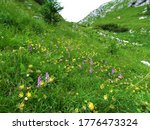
34 0 46 5
41 0 63 24
107 42 119 55
145 4 150 15
99 23 129 33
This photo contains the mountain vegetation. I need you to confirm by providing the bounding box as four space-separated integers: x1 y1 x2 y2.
0 0 150 112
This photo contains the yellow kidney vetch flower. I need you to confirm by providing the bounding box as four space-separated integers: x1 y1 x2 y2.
103 94 108 101
48 76 55 83
88 102 95 111
18 92 24 98
100 84 104 89
26 92 32 98
18 85 24 90
28 64 33 69
18 102 25 111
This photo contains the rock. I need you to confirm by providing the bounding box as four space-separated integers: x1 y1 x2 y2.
129 0 150 7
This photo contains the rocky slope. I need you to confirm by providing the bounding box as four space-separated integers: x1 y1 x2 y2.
80 0 149 25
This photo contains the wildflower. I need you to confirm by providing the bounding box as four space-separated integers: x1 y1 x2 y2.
90 66 93 75
111 68 115 74
26 87 31 90
109 104 115 109
18 85 24 90
37 76 41 87
18 92 24 98
28 64 33 69
78 65 82 70
90 58 93 66
72 58 76 62
24 97 28 101
135 87 140 91
112 96 116 102
100 84 104 89
75 108 79 113
103 94 108 100
48 76 55 83
143 101 149 106
43 94 47 99
88 102 95 111
109 89 113 93
26 74 30 77
17 102 25 111
40 81 45 87
26 92 31 98
82 105 86 111
28 44 33 53
76 93 79 96
36 70 41 74
45 72 49 83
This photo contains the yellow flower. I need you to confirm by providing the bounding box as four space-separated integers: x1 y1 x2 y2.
100 84 104 89
28 64 33 69
88 102 95 111
76 93 79 96
112 96 116 102
19 92 24 98
18 85 24 90
109 104 115 109
72 58 76 62
40 80 45 87
103 94 108 101
82 105 86 111
18 102 25 111
135 87 140 91
75 108 79 113
143 101 149 106
109 89 113 93
26 92 31 98
26 87 31 90
43 94 47 99
48 76 55 83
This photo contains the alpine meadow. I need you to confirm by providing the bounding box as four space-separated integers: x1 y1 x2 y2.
0 0 150 112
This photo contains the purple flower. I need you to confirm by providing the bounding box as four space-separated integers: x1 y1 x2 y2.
37 76 41 87
90 58 93 66
90 66 93 75
28 44 33 53
45 72 49 83
111 68 115 74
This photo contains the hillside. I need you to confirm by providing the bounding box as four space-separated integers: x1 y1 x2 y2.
0 0 150 113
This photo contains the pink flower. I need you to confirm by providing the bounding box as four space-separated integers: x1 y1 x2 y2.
37 76 41 87
90 67 93 75
45 72 49 83
90 58 93 66
112 68 115 74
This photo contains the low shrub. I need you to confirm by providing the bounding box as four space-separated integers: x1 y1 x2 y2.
41 0 63 24
99 23 129 33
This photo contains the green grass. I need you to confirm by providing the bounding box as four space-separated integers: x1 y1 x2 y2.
0 0 150 113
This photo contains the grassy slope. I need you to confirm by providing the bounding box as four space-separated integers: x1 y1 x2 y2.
0 0 150 112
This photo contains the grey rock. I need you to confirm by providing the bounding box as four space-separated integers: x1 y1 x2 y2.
129 0 150 7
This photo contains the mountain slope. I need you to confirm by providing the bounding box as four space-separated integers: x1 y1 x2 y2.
0 0 150 113
80 0 149 25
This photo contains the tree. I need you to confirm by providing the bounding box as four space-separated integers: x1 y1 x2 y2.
41 0 63 24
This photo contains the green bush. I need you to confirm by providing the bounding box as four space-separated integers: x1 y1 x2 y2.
41 0 63 24
34 0 46 5
99 23 129 33
108 42 119 55
145 5 150 15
